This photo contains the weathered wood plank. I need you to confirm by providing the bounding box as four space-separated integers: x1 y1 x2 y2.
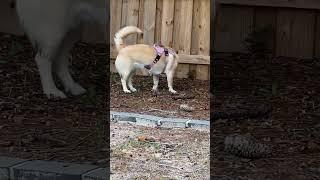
110 60 116 73
254 7 277 55
124 0 140 45
276 9 315 58
314 13 320 57
175 64 190 79
196 65 209 80
217 0 320 10
173 0 194 54
155 0 163 43
191 0 210 56
160 0 175 47
110 0 123 57
142 0 157 45
110 54 210 64
178 54 210 64
137 0 145 44
191 0 210 80
121 0 128 27
214 6 254 53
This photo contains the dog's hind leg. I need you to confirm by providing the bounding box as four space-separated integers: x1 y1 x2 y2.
165 55 178 94
35 47 66 99
127 71 137 92
53 30 86 96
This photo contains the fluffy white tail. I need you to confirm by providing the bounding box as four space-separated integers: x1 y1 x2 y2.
114 26 143 52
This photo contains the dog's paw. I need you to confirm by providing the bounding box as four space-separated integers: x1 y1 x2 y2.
68 83 87 96
124 89 131 93
46 89 67 99
130 88 137 92
169 89 177 94
152 89 159 95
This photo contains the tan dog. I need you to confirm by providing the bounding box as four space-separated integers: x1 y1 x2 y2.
114 26 179 94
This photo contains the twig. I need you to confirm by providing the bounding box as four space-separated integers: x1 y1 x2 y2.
70 131 95 150
145 108 176 114
37 134 68 147
172 95 195 100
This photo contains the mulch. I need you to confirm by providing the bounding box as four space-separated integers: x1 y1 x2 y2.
3 33 319 179
110 74 210 120
0 33 108 166
211 53 320 179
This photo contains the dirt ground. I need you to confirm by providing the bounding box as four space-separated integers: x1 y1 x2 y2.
4 32 319 179
110 121 209 179
109 49 210 179
0 33 108 166
212 53 320 179
110 74 210 120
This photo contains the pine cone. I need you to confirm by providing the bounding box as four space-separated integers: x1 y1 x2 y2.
224 134 271 159
179 104 194 112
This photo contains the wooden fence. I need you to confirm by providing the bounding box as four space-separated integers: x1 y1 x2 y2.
110 0 210 80
215 0 320 59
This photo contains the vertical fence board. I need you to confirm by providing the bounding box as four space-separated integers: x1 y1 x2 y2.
134 0 149 76
175 64 190 79
124 0 140 45
191 0 210 55
155 0 163 43
254 7 277 55
110 0 123 57
137 0 144 44
110 60 116 73
215 6 254 52
143 0 157 45
121 0 128 27
276 9 315 58
173 0 194 79
173 0 194 54
195 65 209 80
192 0 210 80
161 0 175 47
315 13 320 57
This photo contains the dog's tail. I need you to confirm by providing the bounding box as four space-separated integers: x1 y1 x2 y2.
114 26 143 52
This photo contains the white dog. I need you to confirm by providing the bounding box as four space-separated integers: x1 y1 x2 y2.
15 0 107 99
114 26 179 94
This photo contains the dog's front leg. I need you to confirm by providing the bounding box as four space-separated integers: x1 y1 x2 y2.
35 52 66 99
54 31 86 96
54 52 86 96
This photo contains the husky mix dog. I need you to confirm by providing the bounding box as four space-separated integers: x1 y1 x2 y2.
114 26 179 94
15 0 107 98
